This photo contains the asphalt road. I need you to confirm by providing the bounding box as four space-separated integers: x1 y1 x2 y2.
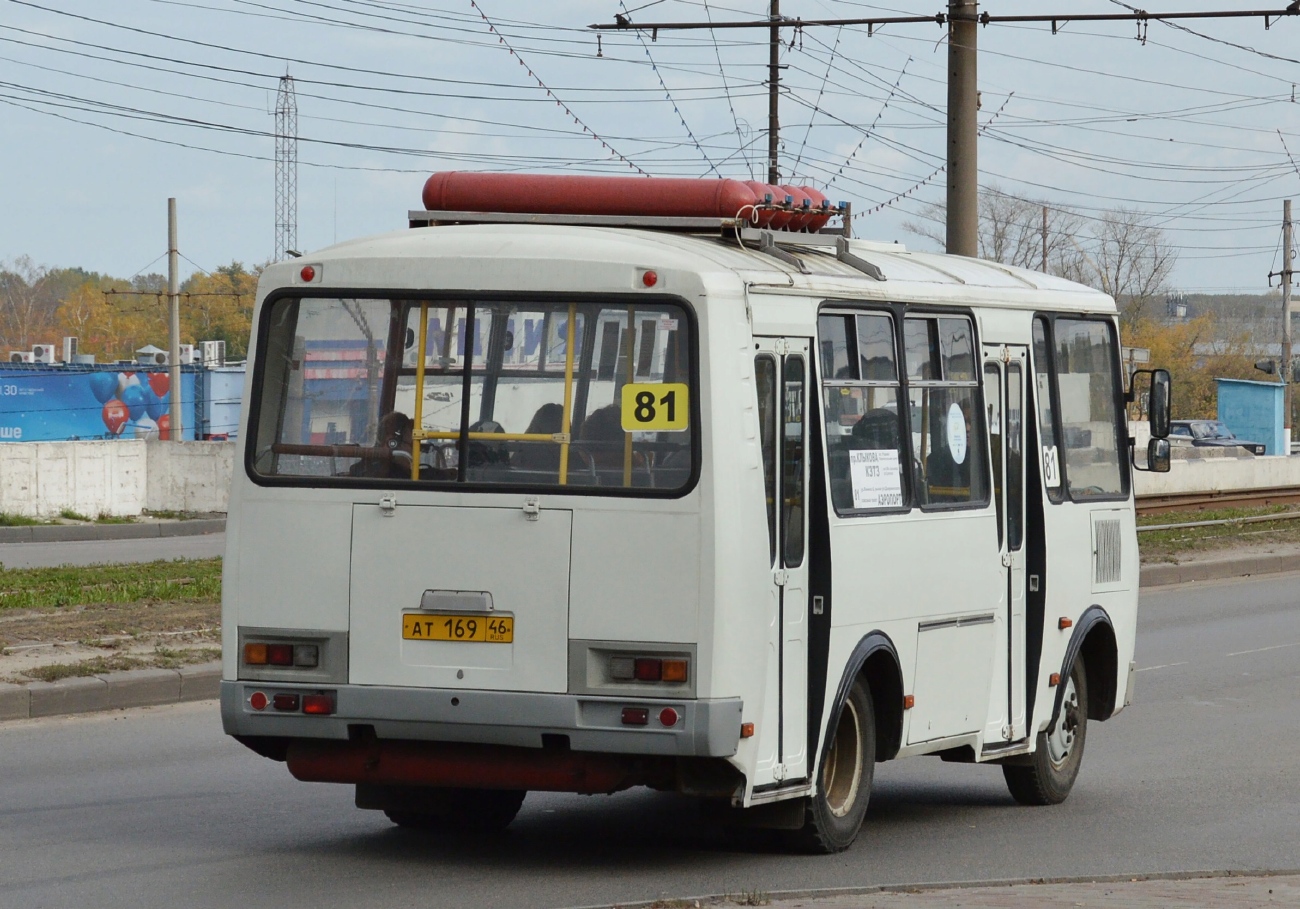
1 573 1297 909
0 533 226 568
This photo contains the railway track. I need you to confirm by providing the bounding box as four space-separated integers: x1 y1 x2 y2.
1136 485 1300 516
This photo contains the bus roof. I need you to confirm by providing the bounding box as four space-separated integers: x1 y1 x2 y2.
270 223 1116 315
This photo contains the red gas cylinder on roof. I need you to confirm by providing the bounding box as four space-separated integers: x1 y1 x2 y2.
744 181 791 229
800 185 833 232
422 172 761 221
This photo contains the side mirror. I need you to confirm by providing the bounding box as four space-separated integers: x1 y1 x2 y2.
1147 438 1170 473
1129 368 1172 439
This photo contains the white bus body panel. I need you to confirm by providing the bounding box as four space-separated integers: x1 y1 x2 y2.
223 224 1139 806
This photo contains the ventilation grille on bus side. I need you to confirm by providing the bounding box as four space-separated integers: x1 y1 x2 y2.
1094 519 1122 585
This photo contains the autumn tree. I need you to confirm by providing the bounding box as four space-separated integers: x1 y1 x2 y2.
1121 314 1259 420
180 261 258 359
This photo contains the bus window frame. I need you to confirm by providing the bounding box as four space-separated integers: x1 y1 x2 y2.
817 304 912 517
901 307 991 514
815 302 990 517
243 287 703 500
1032 312 1131 504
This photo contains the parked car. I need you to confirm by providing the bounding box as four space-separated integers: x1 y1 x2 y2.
1168 420 1266 455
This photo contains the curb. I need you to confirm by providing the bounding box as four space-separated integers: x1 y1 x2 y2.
0 661 220 722
560 869 1300 909
1140 551 1300 587
0 518 225 544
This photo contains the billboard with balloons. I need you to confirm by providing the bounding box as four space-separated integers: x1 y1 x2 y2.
0 367 197 441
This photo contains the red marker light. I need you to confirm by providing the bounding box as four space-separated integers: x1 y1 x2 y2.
641 270 658 288
300 265 316 282
272 693 300 712
249 691 268 711
659 707 679 727
302 693 335 715
621 707 649 726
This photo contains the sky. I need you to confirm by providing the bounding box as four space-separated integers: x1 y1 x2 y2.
3 0 1300 295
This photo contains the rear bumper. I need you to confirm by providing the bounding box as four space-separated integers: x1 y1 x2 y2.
220 681 743 758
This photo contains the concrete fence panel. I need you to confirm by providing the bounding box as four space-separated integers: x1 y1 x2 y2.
145 441 235 513
0 440 146 518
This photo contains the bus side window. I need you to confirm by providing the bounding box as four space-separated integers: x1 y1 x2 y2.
1052 318 1126 499
1033 317 1064 502
782 355 806 567
819 312 906 515
906 314 987 508
756 355 778 565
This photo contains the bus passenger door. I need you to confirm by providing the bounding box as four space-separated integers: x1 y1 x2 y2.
755 338 811 783
983 346 1028 744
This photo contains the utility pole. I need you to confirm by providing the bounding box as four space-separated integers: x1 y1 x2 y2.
1284 199 1293 449
767 0 780 184
1041 205 1049 272
946 0 978 257
590 7 1298 249
167 197 183 442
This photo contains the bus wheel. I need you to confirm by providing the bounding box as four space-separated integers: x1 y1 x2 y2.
384 788 526 834
1004 661 1088 806
789 678 875 854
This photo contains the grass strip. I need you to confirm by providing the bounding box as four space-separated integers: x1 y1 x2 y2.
24 646 221 683
0 559 222 611
1138 504 1300 559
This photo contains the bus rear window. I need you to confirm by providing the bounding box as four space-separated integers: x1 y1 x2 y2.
249 296 695 494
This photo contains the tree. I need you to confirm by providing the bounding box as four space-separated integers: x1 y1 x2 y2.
180 261 258 359
904 185 1085 273
0 256 59 350
1121 314 1258 420
904 189 1178 326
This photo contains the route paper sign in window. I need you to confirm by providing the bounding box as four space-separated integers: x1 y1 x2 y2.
849 449 903 509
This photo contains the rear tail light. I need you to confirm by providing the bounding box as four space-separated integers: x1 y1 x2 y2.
608 653 690 684
272 693 299 712
302 693 336 715
267 644 294 666
661 659 688 682
243 641 319 669
633 658 662 682
621 707 649 726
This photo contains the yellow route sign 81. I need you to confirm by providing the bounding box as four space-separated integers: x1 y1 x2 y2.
620 383 689 432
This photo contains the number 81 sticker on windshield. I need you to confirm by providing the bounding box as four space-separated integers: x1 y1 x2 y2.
621 383 690 432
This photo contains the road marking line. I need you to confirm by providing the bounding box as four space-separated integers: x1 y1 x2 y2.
1228 641 1300 657
1135 662 1188 672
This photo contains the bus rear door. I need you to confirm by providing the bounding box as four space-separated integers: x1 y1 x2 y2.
756 337 811 783
982 344 1028 745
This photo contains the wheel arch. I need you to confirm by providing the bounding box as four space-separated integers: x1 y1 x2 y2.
1057 605 1118 724
825 632 903 765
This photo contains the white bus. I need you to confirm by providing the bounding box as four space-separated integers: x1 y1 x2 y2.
222 175 1171 853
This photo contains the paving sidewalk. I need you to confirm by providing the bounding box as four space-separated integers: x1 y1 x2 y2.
749 871 1300 909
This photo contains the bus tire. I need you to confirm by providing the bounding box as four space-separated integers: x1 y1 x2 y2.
383 788 526 834
788 677 875 854
1003 661 1088 806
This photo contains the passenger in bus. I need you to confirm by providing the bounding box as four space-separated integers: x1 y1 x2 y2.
514 403 564 473
579 403 648 482
467 420 508 468
349 411 415 479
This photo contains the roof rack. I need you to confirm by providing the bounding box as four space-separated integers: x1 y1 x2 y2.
406 204 884 281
